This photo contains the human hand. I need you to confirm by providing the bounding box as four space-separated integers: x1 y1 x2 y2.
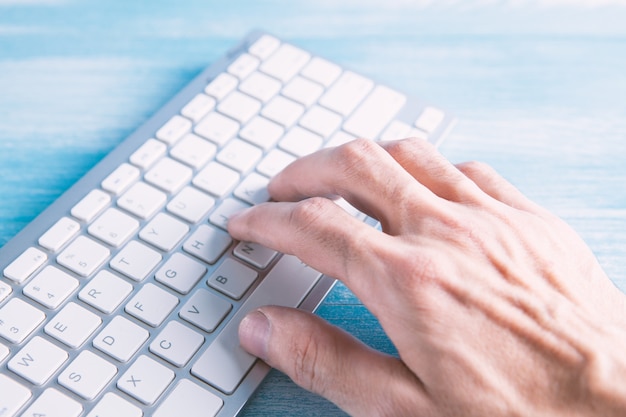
228 138 626 416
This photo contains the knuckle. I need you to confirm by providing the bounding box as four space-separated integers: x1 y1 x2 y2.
335 138 381 170
288 197 363 280
334 139 397 196
384 244 443 299
289 331 325 393
382 139 407 157
289 197 334 231
457 160 493 178
342 137 380 154
388 136 432 155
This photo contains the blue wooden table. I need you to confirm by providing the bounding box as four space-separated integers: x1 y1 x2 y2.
1 1 626 415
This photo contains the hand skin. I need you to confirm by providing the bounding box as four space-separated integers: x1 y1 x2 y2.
228 138 626 416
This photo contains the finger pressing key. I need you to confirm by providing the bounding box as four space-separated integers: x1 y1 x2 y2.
268 138 443 231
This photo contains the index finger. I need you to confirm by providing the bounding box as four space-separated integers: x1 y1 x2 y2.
268 139 441 228
228 197 394 301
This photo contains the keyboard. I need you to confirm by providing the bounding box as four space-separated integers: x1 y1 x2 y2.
0 30 455 417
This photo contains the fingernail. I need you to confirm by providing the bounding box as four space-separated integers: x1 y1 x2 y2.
239 310 271 361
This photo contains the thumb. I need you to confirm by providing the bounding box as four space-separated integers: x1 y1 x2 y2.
238 305 426 416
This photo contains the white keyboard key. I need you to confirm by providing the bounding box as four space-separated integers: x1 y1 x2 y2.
3 247 47 284
101 163 140 195
248 34 280 60
227 53 260 79
299 105 342 138
207 258 258 300
234 172 270 205
179 289 232 333
93 316 149 363
79 269 133 314
204 72 238 100
130 138 167 169
23 265 79 309
87 393 142 417
110 240 162 282
193 161 240 198
125 283 179 327
239 115 284 151
150 321 204 367
8 336 68 385
139 212 189 251
183 224 232 265
282 76 324 107
301 56 342 87
343 85 407 139
379 119 412 142
45 302 102 348
0 374 31 416
239 71 282 102
155 252 206 295
118 181 167 219
259 43 310 82
194 111 239 146
319 70 373 116
170 133 216 169
71 189 111 222
216 138 263 173
19 388 82 417
156 115 191 145
166 186 215 223
117 355 175 405
415 106 445 133
181 93 215 123
256 149 296 178
325 130 356 148
261 95 304 128
233 241 278 269
58 350 118 400
209 198 250 230
192 254 322 394
279 125 324 157
57 235 110 277
0 342 8 361
154 379 223 417
145 157 193 194
88 207 140 247
38 216 80 252
0 280 12 303
0 298 45 344
217 90 261 124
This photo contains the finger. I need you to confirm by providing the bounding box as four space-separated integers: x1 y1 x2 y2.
456 160 547 214
379 138 484 204
228 197 392 296
268 138 442 225
239 306 426 416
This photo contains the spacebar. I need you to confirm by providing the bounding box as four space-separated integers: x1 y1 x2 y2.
191 254 322 394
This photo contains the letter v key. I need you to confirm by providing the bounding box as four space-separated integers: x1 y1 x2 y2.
180 289 232 333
